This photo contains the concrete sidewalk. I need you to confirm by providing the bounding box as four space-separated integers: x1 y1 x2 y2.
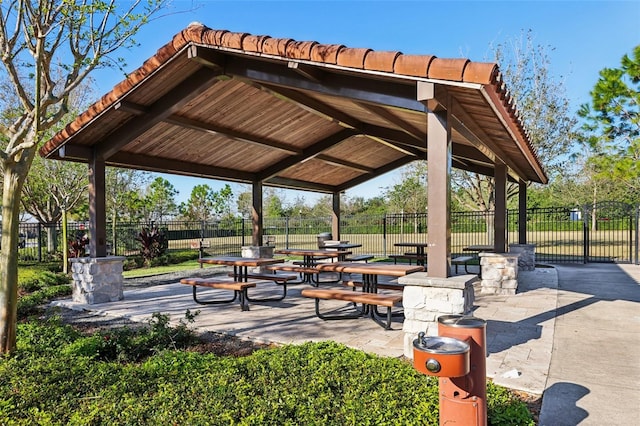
539 263 640 426
52 263 640 424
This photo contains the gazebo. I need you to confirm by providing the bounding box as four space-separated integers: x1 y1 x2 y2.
40 23 546 342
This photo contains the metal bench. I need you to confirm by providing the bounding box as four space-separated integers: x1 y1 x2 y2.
451 256 475 273
300 288 402 329
344 254 374 262
180 278 255 311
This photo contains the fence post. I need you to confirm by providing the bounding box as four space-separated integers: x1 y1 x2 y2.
583 206 589 264
636 204 640 265
241 218 245 247
285 216 290 249
383 214 387 257
37 222 42 262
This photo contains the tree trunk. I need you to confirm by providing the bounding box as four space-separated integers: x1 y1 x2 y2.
46 225 57 253
0 166 26 354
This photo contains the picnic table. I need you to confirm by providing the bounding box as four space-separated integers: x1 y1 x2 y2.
393 242 429 266
302 262 423 329
181 256 286 310
273 248 351 284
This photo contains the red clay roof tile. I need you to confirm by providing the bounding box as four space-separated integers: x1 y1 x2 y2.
263 37 293 56
336 47 372 68
428 57 469 81
310 44 344 64
393 54 435 77
364 51 401 73
286 41 317 60
221 31 247 49
462 62 498 85
242 35 269 52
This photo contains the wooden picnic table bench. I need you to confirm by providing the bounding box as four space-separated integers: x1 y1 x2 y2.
300 288 403 330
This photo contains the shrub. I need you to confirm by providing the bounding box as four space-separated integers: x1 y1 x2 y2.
135 226 168 266
1 324 534 425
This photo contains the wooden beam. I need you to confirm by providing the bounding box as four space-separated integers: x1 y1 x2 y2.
258 82 424 157
449 97 527 181
263 176 336 193
315 153 375 173
94 68 222 159
358 102 425 141
107 152 256 182
336 155 416 192
187 45 226 72
257 129 356 180
288 61 324 83
224 54 424 111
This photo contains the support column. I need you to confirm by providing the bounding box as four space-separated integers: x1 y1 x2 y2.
419 82 451 278
332 192 340 241
251 181 263 247
494 162 507 253
88 152 107 257
519 180 527 244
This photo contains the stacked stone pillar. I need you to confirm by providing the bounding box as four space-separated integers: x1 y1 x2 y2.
70 256 125 304
479 252 520 295
241 245 275 273
399 272 476 358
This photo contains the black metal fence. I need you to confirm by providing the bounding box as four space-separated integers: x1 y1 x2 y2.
8 202 640 264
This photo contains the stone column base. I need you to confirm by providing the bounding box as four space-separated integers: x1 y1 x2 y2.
479 252 520 295
509 243 536 271
399 272 476 359
70 256 125 304
241 246 275 273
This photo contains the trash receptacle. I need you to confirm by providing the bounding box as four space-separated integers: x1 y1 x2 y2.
317 232 333 248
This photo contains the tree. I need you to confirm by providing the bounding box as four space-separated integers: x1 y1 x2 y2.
21 152 88 254
579 45 640 197
0 0 166 353
141 177 179 222
453 31 578 212
105 167 150 253
180 184 234 222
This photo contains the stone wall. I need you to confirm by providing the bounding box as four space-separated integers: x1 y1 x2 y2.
399 272 476 358
479 252 520 295
70 256 125 304
509 243 536 271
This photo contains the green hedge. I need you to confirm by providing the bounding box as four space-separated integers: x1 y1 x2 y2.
1 320 533 425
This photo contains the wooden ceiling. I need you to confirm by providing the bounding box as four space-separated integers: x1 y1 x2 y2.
40 23 547 193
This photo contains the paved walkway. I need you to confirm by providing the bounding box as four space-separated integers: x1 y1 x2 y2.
53 263 640 425
539 263 640 426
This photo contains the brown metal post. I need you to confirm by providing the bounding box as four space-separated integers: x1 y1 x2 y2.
437 315 487 426
518 180 527 244
332 191 340 241
251 181 263 247
419 82 451 278
494 162 507 253
88 152 107 257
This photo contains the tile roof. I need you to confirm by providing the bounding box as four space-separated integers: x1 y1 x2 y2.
40 22 546 186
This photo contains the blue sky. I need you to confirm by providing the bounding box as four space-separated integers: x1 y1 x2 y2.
94 0 640 206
